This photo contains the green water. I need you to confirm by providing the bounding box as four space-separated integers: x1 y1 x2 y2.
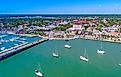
0 39 121 77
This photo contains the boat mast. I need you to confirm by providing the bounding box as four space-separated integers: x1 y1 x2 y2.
38 64 41 71
84 49 86 57
101 42 103 49
55 46 57 53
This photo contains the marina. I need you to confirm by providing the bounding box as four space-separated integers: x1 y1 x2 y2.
0 34 48 61
0 39 121 77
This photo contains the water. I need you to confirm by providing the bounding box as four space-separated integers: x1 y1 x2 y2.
0 39 121 77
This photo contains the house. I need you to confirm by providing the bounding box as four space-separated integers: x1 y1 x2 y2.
108 32 120 37
102 26 119 32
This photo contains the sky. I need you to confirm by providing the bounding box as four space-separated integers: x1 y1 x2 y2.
0 0 121 14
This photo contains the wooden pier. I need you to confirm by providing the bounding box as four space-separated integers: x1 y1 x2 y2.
0 38 48 61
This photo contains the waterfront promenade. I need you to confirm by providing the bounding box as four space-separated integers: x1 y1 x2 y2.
45 34 121 44
0 38 48 61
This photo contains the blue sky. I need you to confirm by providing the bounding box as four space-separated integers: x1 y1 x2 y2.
0 0 121 14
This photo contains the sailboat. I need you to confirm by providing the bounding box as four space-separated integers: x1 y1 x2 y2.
118 63 121 66
80 49 89 62
64 41 71 49
35 70 43 77
21 38 26 41
1 38 5 42
52 52 59 58
35 65 43 77
64 45 71 48
97 42 105 54
52 47 59 58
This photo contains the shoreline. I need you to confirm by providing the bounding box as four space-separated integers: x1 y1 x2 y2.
44 36 121 44
16 34 121 44
80 37 121 44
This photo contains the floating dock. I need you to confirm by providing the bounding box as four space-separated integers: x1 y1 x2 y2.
0 38 48 61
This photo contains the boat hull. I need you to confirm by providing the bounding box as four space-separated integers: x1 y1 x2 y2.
35 70 43 77
97 50 105 54
52 53 59 58
64 45 71 49
80 56 88 62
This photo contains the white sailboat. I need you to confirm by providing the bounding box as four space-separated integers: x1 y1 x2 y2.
35 70 43 77
80 49 89 62
64 41 71 49
52 47 59 58
52 52 59 58
118 63 121 66
97 42 105 54
64 45 71 48
35 65 43 77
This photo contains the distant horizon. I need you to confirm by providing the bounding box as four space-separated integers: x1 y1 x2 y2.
1 13 121 15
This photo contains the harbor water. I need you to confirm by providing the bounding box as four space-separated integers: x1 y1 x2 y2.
0 39 121 77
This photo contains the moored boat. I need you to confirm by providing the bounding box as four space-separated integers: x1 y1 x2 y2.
52 52 59 58
35 70 43 77
1 47 5 51
118 63 121 66
52 47 59 58
97 49 105 54
80 49 89 62
97 42 105 54
64 45 71 49
80 56 88 62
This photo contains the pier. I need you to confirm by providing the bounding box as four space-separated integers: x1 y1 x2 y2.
0 38 48 61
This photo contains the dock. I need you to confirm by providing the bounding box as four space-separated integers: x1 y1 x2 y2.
0 38 48 61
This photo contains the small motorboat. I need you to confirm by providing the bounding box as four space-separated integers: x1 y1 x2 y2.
64 45 71 49
10 39 14 42
1 39 5 42
21 38 26 41
0 42 2 45
52 52 59 58
1 47 5 51
74 35 79 39
35 70 43 77
65 39 69 41
5 40 9 42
